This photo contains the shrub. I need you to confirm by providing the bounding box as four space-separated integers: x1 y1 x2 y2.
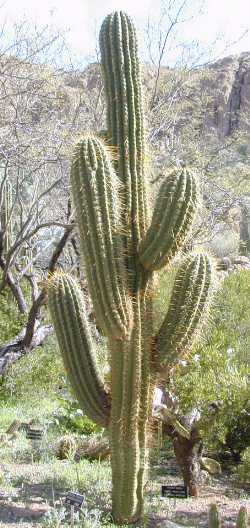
234 447 250 485
0 335 65 400
56 394 101 435
0 287 26 343
156 269 250 454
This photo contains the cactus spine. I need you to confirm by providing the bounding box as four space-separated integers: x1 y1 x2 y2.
48 11 216 524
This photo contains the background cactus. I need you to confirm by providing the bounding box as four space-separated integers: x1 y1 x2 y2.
208 505 248 528
48 11 216 525
208 504 221 528
236 506 248 528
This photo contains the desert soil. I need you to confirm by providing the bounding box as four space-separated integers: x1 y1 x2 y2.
0 459 249 527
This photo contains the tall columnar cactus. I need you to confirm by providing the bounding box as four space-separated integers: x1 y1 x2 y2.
47 11 216 525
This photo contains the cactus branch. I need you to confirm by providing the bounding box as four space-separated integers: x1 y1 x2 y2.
139 168 199 271
156 253 215 373
71 136 132 339
47 273 110 427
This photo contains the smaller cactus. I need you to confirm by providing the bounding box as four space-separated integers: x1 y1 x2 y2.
208 504 221 528
208 505 248 528
236 506 248 528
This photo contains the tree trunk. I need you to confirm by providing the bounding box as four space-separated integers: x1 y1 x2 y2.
0 256 28 313
172 433 202 497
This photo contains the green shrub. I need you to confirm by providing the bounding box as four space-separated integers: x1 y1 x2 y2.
0 288 26 343
234 447 250 484
56 394 101 435
0 335 65 399
156 269 250 454
224 400 250 459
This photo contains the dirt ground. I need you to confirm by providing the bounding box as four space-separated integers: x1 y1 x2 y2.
0 460 249 527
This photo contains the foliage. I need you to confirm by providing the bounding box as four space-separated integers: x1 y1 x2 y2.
56 394 101 435
234 447 250 485
167 269 250 451
0 335 65 399
0 287 26 343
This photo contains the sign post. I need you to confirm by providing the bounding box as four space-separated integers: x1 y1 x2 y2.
65 491 84 527
26 427 44 463
161 485 188 499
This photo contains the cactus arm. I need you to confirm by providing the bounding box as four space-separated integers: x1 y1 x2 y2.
156 253 215 373
47 273 110 428
139 168 199 271
71 137 132 340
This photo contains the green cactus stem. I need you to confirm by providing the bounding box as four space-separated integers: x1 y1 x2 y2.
99 10 148 252
139 168 199 271
208 504 221 528
47 272 110 427
236 506 248 528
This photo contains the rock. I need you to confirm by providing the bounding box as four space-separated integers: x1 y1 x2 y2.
217 257 232 271
205 53 250 137
201 457 222 475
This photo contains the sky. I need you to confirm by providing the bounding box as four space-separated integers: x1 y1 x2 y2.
1 0 250 67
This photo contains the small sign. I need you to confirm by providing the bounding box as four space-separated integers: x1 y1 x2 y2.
162 485 188 498
65 492 84 510
26 428 43 441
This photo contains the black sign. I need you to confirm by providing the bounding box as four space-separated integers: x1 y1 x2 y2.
65 492 84 510
162 485 188 498
26 428 43 441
